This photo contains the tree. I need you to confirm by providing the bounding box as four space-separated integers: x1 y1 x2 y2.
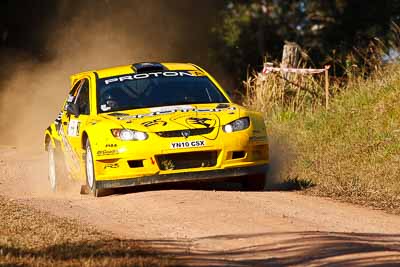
211 0 400 83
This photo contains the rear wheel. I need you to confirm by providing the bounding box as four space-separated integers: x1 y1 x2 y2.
242 173 267 191
47 143 67 192
85 140 100 197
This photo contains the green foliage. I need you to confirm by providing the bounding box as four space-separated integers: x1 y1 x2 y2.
212 1 306 81
212 0 399 83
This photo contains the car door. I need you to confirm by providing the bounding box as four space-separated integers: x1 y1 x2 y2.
60 78 92 174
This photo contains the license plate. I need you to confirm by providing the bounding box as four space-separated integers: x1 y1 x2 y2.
170 140 206 149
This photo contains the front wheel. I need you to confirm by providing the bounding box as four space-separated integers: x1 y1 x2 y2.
85 140 100 197
48 144 67 192
242 173 267 191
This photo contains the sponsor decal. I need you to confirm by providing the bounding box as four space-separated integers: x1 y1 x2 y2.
104 71 201 85
186 117 213 128
63 95 75 111
105 144 117 148
142 118 167 127
118 107 236 120
97 149 119 156
170 140 206 149
58 121 80 171
150 105 194 113
104 163 119 169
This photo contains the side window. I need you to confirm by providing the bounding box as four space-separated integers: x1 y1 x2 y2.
68 80 82 101
64 80 82 111
75 79 90 115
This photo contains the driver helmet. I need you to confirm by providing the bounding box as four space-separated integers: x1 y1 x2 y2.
102 93 119 109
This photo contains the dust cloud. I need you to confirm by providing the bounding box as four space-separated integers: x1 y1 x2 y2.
0 1 227 151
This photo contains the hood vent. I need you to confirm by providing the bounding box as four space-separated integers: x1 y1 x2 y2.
131 62 166 73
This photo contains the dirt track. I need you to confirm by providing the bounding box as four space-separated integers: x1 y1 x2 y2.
1 145 400 266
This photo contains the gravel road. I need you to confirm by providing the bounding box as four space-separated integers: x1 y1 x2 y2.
1 146 399 266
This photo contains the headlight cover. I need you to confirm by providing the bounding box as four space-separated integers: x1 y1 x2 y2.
111 129 148 141
223 117 250 133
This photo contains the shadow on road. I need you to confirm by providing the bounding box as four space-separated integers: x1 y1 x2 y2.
93 178 250 197
178 231 400 266
96 176 315 197
2 231 399 266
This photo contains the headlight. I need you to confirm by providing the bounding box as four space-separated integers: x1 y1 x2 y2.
111 129 148 141
223 117 250 133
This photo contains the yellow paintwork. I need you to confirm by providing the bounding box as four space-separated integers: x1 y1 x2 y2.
44 63 269 185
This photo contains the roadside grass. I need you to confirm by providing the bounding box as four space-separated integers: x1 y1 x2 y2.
0 195 172 266
253 63 400 214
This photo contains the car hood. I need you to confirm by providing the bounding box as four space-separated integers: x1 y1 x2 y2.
98 103 242 133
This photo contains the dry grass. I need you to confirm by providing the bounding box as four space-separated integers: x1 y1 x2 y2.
243 68 331 114
0 195 172 266
243 24 400 213
256 64 400 214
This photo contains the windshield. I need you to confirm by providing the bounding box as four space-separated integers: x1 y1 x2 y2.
96 71 229 113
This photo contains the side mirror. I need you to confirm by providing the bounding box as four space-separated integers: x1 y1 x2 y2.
67 103 80 117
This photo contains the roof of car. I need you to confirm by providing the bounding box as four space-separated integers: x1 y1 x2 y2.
76 62 200 78
69 62 204 86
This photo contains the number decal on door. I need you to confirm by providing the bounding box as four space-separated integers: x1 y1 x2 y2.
67 119 80 136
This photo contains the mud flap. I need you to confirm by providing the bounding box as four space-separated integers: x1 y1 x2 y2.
80 185 90 195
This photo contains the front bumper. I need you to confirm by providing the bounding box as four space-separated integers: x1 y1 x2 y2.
91 124 269 186
96 164 269 189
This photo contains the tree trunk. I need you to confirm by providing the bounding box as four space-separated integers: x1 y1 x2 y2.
281 42 301 69
281 42 301 111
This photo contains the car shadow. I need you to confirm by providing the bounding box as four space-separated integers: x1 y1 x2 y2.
105 179 244 197
97 175 315 197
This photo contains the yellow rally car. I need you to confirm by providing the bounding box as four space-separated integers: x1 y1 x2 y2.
44 62 269 196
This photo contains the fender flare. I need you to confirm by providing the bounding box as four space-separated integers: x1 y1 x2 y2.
44 124 62 151
81 122 118 160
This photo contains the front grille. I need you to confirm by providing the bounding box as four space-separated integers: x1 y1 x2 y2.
155 128 214 138
156 151 218 170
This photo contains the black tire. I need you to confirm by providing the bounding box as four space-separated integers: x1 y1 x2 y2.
242 173 267 191
47 143 67 192
85 140 101 197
